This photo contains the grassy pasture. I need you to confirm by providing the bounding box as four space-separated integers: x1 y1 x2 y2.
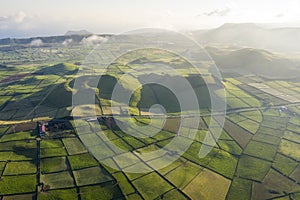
0 131 35 142
78 133 102 147
40 157 68 173
279 140 300 161
162 118 181 134
262 119 287 130
0 140 36 151
289 116 300 126
0 175 36 195
218 140 243 155
0 161 5 172
112 172 136 196
272 153 298 176
183 168 231 200
237 119 260 134
68 153 98 170
80 182 123 200
227 113 247 123
132 172 173 199
287 123 300 133
157 157 187 176
62 137 87 155
3 161 36 175
40 147 67 158
87 143 115 161
182 142 211 165
252 169 300 199
162 189 187 200
0 96 11 107
125 194 143 200
206 149 238 178
236 155 271 181
258 126 285 138
239 97 261 107
97 130 119 141
222 119 252 148
40 139 64 148
73 166 113 186
0 126 9 135
0 149 36 161
152 130 175 141
252 133 281 145
165 161 202 189
240 110 262 123
41 171 74 189
3 193 35 200
244 141 277 161
226 97 250 109
184 143 237 178
110 138 133 151
38 188 78 200
290 164 300 182
226 177 252 200
122 136 145 149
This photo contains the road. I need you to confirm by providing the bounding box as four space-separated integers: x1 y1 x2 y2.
80 102 300 120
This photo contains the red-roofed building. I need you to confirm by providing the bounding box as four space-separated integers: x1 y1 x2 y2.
37 122 46 136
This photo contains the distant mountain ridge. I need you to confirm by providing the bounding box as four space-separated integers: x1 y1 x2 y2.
65 30 92 36
0 34 112 46
2 23 300 52
193 23 300 52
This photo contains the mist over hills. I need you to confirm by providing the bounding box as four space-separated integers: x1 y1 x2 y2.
192 23 300 53
1 25 300 79
1 24 300 52
0 33 111 46
206 47 300 79
0 35 85 46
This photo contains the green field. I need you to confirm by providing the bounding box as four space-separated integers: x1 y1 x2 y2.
0 35 300 200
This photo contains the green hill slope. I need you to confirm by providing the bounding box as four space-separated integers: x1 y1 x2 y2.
206 47 300 79
35 63 78 76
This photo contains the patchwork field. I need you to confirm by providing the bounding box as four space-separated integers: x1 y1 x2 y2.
0 37 300 200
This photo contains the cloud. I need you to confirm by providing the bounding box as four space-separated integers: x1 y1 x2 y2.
0 16 9 22
13 11 27 23
62 38 73 46
275 13 285 18
0 11 31 33
30 39 43 46
80 35 108 45
0 11 40 37
202 7 231 17
0 11 27 24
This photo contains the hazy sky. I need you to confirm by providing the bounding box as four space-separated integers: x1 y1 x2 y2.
0 0 300 38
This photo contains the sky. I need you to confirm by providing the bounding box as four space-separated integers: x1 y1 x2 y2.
0 0 300 38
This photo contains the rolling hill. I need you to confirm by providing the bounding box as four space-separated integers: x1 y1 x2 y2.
206 47 300 79
193 23 300 52
34 63 78 76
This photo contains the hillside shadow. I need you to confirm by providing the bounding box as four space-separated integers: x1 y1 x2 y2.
0 82 72 120
12 146 37 164
138 74 212 113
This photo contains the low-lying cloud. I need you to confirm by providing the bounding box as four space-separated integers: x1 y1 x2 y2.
30 39 43 46
80 35 108 45
203 7 231 17
62 38 73 46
